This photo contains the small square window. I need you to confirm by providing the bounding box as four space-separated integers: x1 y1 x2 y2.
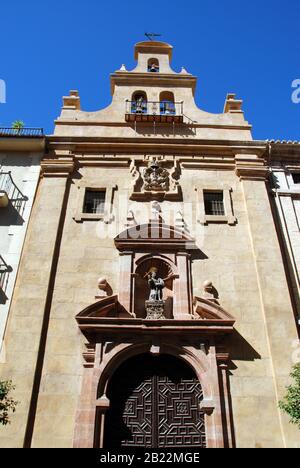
292 173 300 184
83 190 106 214
204 191 225 216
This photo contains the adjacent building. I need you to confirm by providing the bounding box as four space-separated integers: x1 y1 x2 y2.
269 142 300 324
0 41 299 448
0 128 44 361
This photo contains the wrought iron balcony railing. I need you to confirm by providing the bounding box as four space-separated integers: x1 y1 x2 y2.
125 100 184 123
0 171 28 208
0 127 44 137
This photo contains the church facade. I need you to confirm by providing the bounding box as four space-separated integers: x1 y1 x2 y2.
0 41 299 448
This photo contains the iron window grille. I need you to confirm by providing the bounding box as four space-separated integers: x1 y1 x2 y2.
204 191 225 216
84 190 106 214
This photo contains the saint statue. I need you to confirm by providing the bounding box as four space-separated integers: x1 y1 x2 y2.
147 267 165 302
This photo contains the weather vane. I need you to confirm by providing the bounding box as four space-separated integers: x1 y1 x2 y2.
145 33 162 41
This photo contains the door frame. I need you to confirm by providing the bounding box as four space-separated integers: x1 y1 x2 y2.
103 353 207 448
73 337 234 449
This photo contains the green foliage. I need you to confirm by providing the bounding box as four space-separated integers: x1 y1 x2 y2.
11 120 25 130
0 380 18 426
279 364 300 429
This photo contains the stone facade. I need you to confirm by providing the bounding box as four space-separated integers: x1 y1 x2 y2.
0 42 299 448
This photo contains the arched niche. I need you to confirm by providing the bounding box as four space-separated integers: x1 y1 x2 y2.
147 58 159 72
134 255 177 318
114 223 196 319
160 91 175 115
131 91 147 114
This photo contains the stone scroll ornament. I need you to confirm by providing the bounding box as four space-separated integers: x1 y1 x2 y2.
145 267 166 320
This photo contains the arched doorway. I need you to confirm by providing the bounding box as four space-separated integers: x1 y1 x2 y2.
103 353 206 448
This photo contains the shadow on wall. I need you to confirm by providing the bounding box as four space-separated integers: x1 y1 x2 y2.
228 329 262 364
0 202 25 226
131 124 197 137
270 173 280 190
0 288 8 305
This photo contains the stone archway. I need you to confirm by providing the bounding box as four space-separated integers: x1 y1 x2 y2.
103 353 206 449
74 281 236 449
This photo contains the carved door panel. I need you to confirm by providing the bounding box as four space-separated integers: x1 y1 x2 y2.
104 354 206 448
156 376 206 447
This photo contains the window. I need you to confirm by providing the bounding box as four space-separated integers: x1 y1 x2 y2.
195 186 236 225
148 58 159 72
131 92 147 114
292 173 300 184
84 190 106 214
74 184 116 223
204 191 225 216
159 91 175 115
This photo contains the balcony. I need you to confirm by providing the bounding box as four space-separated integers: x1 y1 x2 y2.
0 127 44 137
125 101 184 123
0 172 28 209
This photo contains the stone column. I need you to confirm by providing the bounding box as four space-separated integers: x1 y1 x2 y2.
217 353 234 448
236 154 300 447
0 156 74 448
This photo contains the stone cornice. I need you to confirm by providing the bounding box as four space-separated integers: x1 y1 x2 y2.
46 136 267 158
110 72 197 94
0 137 45 152
235 165 269 181
235 153 269 181
41 156 75 177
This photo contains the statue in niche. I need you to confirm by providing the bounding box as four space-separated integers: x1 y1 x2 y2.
146 267 165 301
143 158 169 192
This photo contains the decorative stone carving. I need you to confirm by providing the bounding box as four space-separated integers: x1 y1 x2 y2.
170 160 181 191
143 159 169 192
175 210 185 231
201 280 218 304
130 158 182 201
95 277 113 299
150 201 162 221
130 159 143 193
145 301 166 320
125 209 137 227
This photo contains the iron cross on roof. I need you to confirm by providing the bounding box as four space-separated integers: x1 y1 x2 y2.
145 33 162 41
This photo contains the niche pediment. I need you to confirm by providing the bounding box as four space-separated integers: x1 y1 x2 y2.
115 222 195 252
75 293 235 337
193 296 235 324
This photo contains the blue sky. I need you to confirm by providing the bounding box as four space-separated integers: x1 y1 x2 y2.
0 0 299 140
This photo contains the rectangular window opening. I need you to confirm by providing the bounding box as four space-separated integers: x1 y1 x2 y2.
83 190 106 214
204 191 225 216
